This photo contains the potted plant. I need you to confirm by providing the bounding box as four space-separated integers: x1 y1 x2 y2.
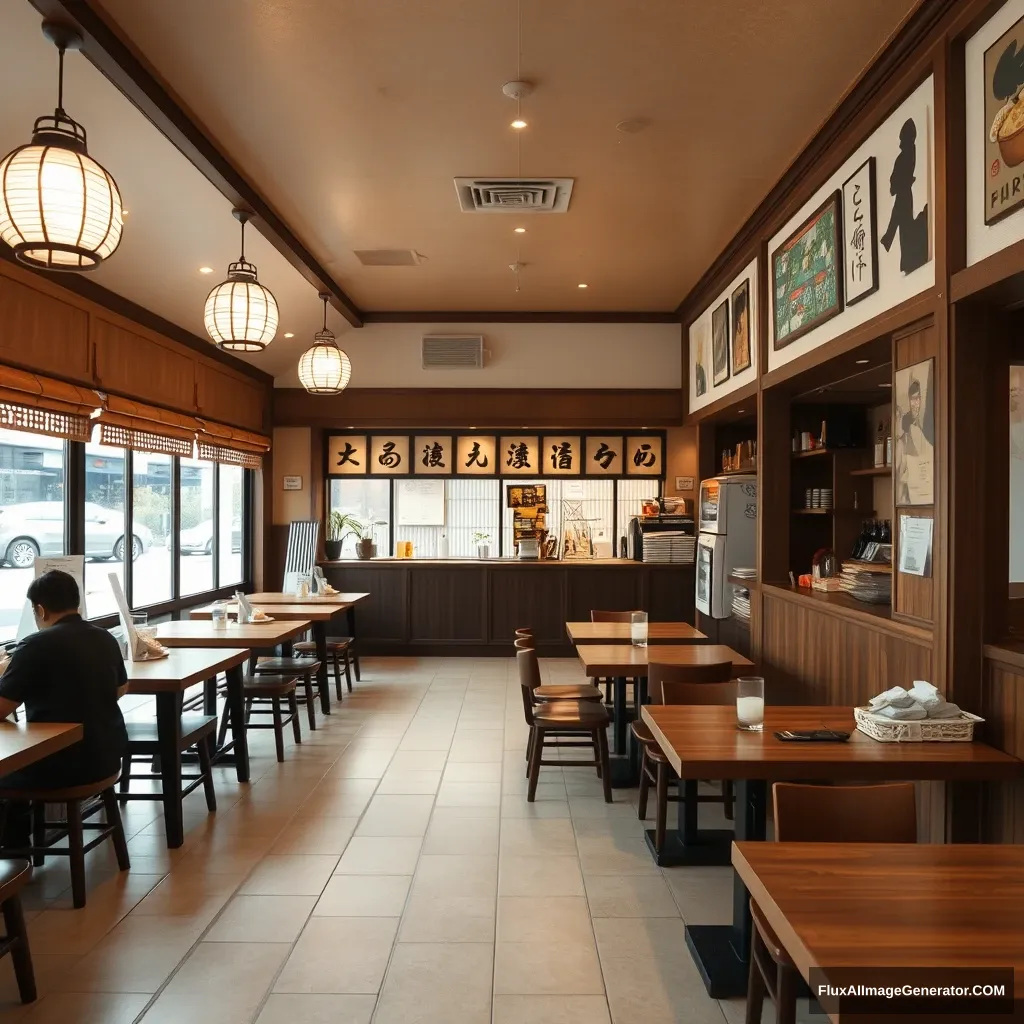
474 531 491 560
357 518 387 560
325 511 362 560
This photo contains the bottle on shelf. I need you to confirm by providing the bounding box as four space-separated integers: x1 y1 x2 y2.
885 419 892 466
874 423 885 468
880 519 892 544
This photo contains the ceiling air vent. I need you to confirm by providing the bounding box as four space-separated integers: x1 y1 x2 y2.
422 335 485 369
354 249 423 266
453 177 573 213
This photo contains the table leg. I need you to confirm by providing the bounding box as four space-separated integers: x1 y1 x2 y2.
203 676 218 716
612 677 627 754
605 676 638 788
225 663 251 783
346 605 361 681
155 692 183 849
684 778 767 998
644 775 735 867
314 622 332 714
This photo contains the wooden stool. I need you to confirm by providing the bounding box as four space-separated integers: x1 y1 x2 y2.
0 774 128 909
119 715 218 815
293 640 352 698
219 675 300 762
255 657 322 731
0 860 35 1003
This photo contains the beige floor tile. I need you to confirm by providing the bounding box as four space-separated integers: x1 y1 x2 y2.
494 940 603 995
442 761 502 783
435 781 502 807
355 795 435 837
255 993 377 1024
206 894 318 942
334 837 422 875
492 994 612 1024
17 992 151 1023
314 875 411 917
663 865 736 925
500 818 579 857
389 750 448 772
373 942 493 1024
377 770 443 795
422 812 500 856
0 953 78 1011
576 835 662 876
497 896 595 944
499 855 585 897
239 855 339 896
138 941 290 1023
398 894 495 943
269 816 359 855
599 952 726 1024
411 854 497 899
585 875 681 918
273 917 399 994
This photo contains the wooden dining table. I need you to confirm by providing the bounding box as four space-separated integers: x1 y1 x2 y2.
641 703 1024 999
124 647 251 848
574 643 754 786
0 721 82 778
188 603 353 713
733 841 1024 1022
565 621 709 644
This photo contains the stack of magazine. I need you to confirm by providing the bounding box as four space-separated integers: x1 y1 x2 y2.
839 561 892 604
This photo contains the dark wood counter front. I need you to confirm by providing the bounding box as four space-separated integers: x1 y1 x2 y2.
320 559 695 656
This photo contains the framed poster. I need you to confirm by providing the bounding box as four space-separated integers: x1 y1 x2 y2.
730 279 751 374
842 157 879 305
396 479 445 526
711 299 730 386
893 358 935 506
985 15 1024 225
694 320 709 398
898 514 933 577
772 191 843 350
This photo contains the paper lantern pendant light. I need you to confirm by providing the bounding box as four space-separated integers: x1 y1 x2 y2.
204 209 279 352
298 292 352 394
0 22 123 272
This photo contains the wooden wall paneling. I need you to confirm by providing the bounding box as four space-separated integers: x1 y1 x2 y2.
196 361 268 433
565 568 643 622
758 387 791 584
92 317 197 412
409 567 487 642
978 659 1024 842
328 565 408 643
488 566 566 644
310 429 325 557
0 272 91 383
646 566 695 623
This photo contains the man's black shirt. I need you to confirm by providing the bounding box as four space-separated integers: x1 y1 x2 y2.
0 614 128 786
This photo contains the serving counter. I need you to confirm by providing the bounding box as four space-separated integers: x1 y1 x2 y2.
320 558 696 656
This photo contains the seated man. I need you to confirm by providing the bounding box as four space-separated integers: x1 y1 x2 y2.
0 570 128 792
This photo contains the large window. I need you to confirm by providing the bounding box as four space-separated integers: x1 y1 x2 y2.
133 452 172 608
393 479 500 558
0 428 66 643
328 479 390 557
83 440 128 618
179 457 216 596
219 464 244 587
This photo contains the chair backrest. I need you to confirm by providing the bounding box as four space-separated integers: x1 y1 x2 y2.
590 609 637 623
649 660 735 704
772 782 917 843
513 635 535 651
515 627 534 637
284 520 320 574
516 648 542 724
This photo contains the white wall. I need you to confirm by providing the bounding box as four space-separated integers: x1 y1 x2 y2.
768 77 935 372
687 258 758 413
273 321 681 389
966 0 1024 266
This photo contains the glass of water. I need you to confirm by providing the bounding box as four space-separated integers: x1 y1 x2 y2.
630 611 649 648
736 676 765 731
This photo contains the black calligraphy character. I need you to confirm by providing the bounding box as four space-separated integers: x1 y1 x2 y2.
592 442 617 470
506 443 531 470
336 442 360 467
464 441 488 469
378 441 402 469
550 442 573 470
632 443 656 468
422 442 445 468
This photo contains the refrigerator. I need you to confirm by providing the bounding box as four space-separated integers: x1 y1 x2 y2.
695 474 757 619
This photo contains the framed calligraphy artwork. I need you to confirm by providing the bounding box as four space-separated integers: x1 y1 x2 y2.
584 436 624 476
412 436 453 475
500 436 540 476
329 435 367 476
542 436 582 476
625 434 663 477
369 435 410 475
455 435 497 475
842 157 879 306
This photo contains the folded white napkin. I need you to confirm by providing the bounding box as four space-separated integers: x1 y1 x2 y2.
868 681 962 720
874 703 928 721
868 686 917 710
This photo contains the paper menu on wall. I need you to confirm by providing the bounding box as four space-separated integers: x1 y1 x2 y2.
16 555 89 641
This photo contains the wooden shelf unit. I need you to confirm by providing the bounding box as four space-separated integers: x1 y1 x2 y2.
850 466 892 477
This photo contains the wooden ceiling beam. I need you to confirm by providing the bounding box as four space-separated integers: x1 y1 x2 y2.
26 0 364 328
361 311 681 324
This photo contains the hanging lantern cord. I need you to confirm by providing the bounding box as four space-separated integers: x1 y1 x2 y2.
56 44 66 115
239 218 245 261
321 293 329 333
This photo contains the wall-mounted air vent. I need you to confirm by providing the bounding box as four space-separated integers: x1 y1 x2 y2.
422 335 485 369
453 177 573 213
354 249 423 266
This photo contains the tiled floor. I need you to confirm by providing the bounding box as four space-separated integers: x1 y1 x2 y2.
0 657 770 1024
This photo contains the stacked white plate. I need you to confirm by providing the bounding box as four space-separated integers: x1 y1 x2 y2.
641 532 696 564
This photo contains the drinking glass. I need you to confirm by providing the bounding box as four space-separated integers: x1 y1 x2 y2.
630 611 648 648
736 676 765 731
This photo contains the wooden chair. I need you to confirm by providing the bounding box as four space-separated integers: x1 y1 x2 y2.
632 662 736 854
293 639 353 698
746 782 917 1024
517 650 612 803
119 714 218 817
0 774 129 909
590 609 641 702
514 636 603 703
254 657 322 731
0 860 35 1003
219 674 301 763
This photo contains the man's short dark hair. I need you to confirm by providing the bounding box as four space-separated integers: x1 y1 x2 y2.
26 570 80 613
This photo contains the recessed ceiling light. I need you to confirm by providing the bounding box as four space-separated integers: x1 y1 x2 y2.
121 209 129 217
283 332 294 338
737 410 745 415
199 266 214 274
578 283 588 289
514 227 526 234
855 358 869 365
511 119 527 130
879 382 892 388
